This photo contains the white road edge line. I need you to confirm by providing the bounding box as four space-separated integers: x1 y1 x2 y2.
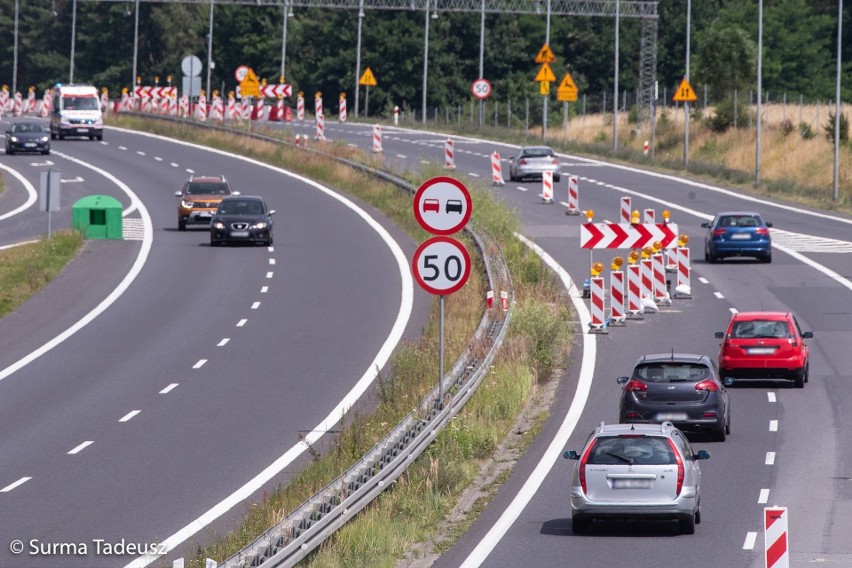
119 410 141 423
0 163 38 221
457 233 595 568
766 452 776 465
68 441 94 455
159 383 179 394
1 477 32 492
769 420 779 431
768 392 777 403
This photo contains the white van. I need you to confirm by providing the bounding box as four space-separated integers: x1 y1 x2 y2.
50 84 103 141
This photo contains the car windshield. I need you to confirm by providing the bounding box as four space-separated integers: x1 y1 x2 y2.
718 215 760 228
13 123 45 133
635 363 710 383
62 96 100 111
732 320 789 339
219 200 263 215
522 147 554 158
186 182 229 195
587 436 676 466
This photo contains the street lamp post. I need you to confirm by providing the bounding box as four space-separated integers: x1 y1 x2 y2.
684 0 691 166
132 0 140 94
281 0 292 82
542 0 551 141
70 0 78 83
355 0 365 117
833 0 843 203
478 0 485 126
422 0 437 124
756 0 763 187
613 0 620 151
12 0 19 95
206 0 214 99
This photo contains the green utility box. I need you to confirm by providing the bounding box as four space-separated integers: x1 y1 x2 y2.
72 195 123 240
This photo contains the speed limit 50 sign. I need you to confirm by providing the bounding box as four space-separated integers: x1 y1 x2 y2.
471 78 492 100
412 236 471 296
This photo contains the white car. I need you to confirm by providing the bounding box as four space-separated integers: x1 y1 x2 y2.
507 145 561 182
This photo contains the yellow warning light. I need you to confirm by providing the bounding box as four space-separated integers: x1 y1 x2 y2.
628 250 640 264
213 90 219 97
228 90 235 98
315 91 322 99
662 209 671 223
641 247 653 258
585 209 595 222
611 256 624 271
136 75 141 84
678 234 690 247
122 87 128 94
591 262 604 277
167 75 173 83
298 91 304 97
279 75 285 84
340 92 346 99
631 210 640 224
154 75 160 83
652 241 662 252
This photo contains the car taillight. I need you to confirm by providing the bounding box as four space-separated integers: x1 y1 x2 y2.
756 228 770 236
695 380 719 392
518 158 527 165
550 157 558 164
667 439 684 496
624 379 648 392
579 441 596 494
712 228 726 237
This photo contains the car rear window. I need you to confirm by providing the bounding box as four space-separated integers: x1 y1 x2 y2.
719 215 760 227
634 363 710 383
731 320 790 339
587 436 676 465
187 182 229 195
523 148 554 158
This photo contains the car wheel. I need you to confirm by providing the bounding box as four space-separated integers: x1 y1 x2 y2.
793 371 805 389
554 174 561 182
679 513 696 535
712 427 727 442
804 362 809 383
695 506 702 525
725 415 731 435
6 148 13 156
42 150 50 155
178 220 187 232
760 251 772 263
572 516 589 535
97 134 103 141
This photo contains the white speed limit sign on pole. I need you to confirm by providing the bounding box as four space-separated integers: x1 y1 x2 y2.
412 236 471 296
471 78 492 100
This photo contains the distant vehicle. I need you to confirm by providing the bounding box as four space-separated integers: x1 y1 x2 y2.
445 199 463 213
422 198 440 213
715 311 813 388
507 145 561 182
210 195 275 247
617 353 731 442
175 175 236 231
50 84 103 141
564 421 709 535
702 211 773 263
5 121 50 155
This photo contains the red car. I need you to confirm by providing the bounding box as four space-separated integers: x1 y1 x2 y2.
714 312 813 388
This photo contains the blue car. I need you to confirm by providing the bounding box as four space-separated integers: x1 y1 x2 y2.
702 212 773 263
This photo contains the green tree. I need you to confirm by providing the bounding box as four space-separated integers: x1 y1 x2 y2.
693 20 756 101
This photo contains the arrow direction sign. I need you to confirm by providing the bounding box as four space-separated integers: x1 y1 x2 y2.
580 223 680 249
30 160 55 167
60 176 85 184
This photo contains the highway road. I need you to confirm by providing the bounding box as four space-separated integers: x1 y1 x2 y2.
0 123 430 567
282 118 852 567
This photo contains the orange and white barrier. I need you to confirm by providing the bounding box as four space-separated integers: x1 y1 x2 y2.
626 264 644 318
652 253 670 305
589 277 608 333
610 270 626 325
565 174 579 214
296 94 305 120
315 113 325 140
621 196 631 223
338 94 347 122
211 96 224 122
372 125 383 153
540 171 554 203
764 507 789 568
443 138 456 170
673 247 692 298
491 152 505 186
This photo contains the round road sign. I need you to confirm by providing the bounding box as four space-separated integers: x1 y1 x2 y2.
471 78 492 100
413 176 472 236
182 55 203 77
411 236 471 296
234 65 250 82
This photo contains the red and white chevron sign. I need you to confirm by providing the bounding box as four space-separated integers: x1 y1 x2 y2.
580 223 679 249
259 84 291 98
134 86 176 99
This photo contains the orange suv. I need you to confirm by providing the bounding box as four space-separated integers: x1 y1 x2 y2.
175 175 236 231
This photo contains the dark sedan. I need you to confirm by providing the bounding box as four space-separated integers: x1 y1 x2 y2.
5 121 51 155
617 353 731 442
210 196 275 247
702 211 773 263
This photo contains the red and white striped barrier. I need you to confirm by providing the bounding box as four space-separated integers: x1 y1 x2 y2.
589 277 608 333
372 124 383 153
25 91 36 114
643 139 650 156
141 96 152 113
211 96 224 122
673 246 692 298
315 113 325 140
274 97 285 122
226 96 236 120
119 92 129 113
179 96 190 118
297 94 305 120
580 222 680 250
240 98 251 121
764 507 789 568
100 92 109 113
443 138 456 170
486 290 494 309
540 171 554 203
643 208 655 224
13 92 23 116
160 95 169 115
252 98 265 121
621 196 632 224
338 96 347 122
0 89 9 113
652 253 671 305
169 95 178 117
565 174 579 214
626 264 644 318
195 95 207 121
393 105 399 125
39 92 51 118
315 96 323 117
640 258 657 312
500 290 509 311
491 152 505 186
610 270 626 325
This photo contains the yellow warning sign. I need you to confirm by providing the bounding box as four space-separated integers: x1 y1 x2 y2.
359 67 377 87
534 63 556 83
556 72 578 102
534 44 557 64
239 68 260 98
540 81 550 96
673 77 697 102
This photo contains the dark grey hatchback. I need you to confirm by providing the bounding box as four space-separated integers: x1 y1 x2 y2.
210 196 275 247
617 353 731 442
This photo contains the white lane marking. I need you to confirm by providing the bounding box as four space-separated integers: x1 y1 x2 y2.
698 277 709 284
159 383 179 394
266 272 274 279
770 229 852 253
743 532 757 550
154 156 163 162
217 338 230 347
758 488 770 503
260 286 268 294
118 127 414 568
68 441 94 455
766 452 776 465
0 151 153 384
268 258 276 265
236 319 247 327
193 359 207 369
119 145 128 150
714 292 724 299
516 186 528 192
769 420 779 431
457 234 596 568
267 246 274 252
251 302 260 310
468 173 480 178
396 154 407 159
119 410 141 423
729 307 738 314
1 477 32 492
768 392 777 403
170 162 179 168
136 151 146 156
0 163 38 220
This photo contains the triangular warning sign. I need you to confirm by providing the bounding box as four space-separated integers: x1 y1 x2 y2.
359 67 377 87
535 44 557 64
534 63 556 83
558 73 577 91
673 77 697 102
557 73 578 102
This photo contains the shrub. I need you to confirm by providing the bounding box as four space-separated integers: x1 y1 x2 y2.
824 111 849 143
705 97 749 133
798 122 816 139
780 119 795 137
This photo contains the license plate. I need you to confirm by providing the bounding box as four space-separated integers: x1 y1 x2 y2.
230 231 249 238
656 413 688 422
748 347 776 355
77 128 89 133
613 479 652 489
731 233 751 239
25 143 36 147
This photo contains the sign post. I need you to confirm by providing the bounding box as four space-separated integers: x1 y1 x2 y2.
358 67 377 117
39 170 61 238
534 44 557 142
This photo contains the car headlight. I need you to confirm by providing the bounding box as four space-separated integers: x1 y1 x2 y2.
212 221 226 230
40 136 49 143
251 222 268 230
181 200 195 208
10 136 18 142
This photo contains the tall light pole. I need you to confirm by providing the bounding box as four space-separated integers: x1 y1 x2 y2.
755 0 763 187
684 0 691 166
422 0 437 124
613 0 620 151
132 0 140 93
478 0 485 126
70 0 78 83
833 0 843 203
281 0 292 82
12 0 19 94
542 0 551 141
354 0 365 117
206 0 214 98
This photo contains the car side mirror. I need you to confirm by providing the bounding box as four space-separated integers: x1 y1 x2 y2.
695 450 711 461
714 332 724 339
563 450 580 460
616 376 629 385
723 377 735 387
174 191 182 197
701 222 711 228
802 331 813 339
232 191 241 196
268 209 276 216
765 221 773 227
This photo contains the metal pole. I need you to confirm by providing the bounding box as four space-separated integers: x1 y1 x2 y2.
684 0 691 166
70 0 77 83
12 0 19 95
438 295 445 407
542 0 551 141
132 0 140 93
478 0 485 126
355 0 364 118
833 0 843 202
281 1 290 81
206 0 214 100
613 0 619 151
756 0 763 187
422 0 436 125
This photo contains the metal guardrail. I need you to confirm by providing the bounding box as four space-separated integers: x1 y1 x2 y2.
120 114 514 567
